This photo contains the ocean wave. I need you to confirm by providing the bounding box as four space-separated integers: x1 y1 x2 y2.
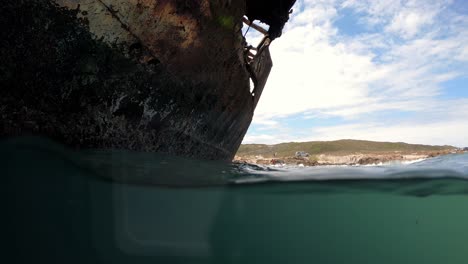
231 153 468 184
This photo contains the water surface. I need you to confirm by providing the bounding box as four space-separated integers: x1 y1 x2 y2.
4 137 468 263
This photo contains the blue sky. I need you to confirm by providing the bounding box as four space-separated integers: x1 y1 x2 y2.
242 0 468 147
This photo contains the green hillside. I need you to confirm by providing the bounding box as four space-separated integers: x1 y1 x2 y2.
237 139 455 157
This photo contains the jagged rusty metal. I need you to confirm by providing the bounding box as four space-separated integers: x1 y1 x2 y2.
1 0 295 160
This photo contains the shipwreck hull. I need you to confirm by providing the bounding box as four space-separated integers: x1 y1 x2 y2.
0 0 292 160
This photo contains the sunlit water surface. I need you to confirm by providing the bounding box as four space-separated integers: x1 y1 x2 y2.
4 137 468 263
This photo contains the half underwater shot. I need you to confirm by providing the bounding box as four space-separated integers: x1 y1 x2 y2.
3 0 468 263
4 137 468 263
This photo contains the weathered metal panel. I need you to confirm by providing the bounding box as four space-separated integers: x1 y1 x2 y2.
1 0 254 161
1 0 293 161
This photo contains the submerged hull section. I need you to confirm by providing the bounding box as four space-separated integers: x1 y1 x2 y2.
0 0 284 160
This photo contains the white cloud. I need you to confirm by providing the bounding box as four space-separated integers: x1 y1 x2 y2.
242 134 278 144
310 119 468 148
245 0 468 146
383 1 451 38
341 0 403 26
386 10 433 38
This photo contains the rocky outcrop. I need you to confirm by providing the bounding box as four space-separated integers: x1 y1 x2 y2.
315 154 428 165
234 150 457 166
0 0 294 160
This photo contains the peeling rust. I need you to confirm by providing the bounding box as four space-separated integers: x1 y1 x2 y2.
1 0 296 160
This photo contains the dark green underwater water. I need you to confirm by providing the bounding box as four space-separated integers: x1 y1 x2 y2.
4 137 468 263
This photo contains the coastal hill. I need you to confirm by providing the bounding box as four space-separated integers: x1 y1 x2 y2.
235 139 458 166
238 139 455 157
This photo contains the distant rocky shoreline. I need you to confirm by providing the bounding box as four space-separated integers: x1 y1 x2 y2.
234 149 464 167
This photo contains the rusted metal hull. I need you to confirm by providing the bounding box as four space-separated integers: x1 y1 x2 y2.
0 0 275 161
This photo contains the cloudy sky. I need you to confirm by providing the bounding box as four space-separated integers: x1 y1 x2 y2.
242 0 468 147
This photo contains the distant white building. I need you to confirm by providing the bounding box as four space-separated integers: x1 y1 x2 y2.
295 151 309 158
